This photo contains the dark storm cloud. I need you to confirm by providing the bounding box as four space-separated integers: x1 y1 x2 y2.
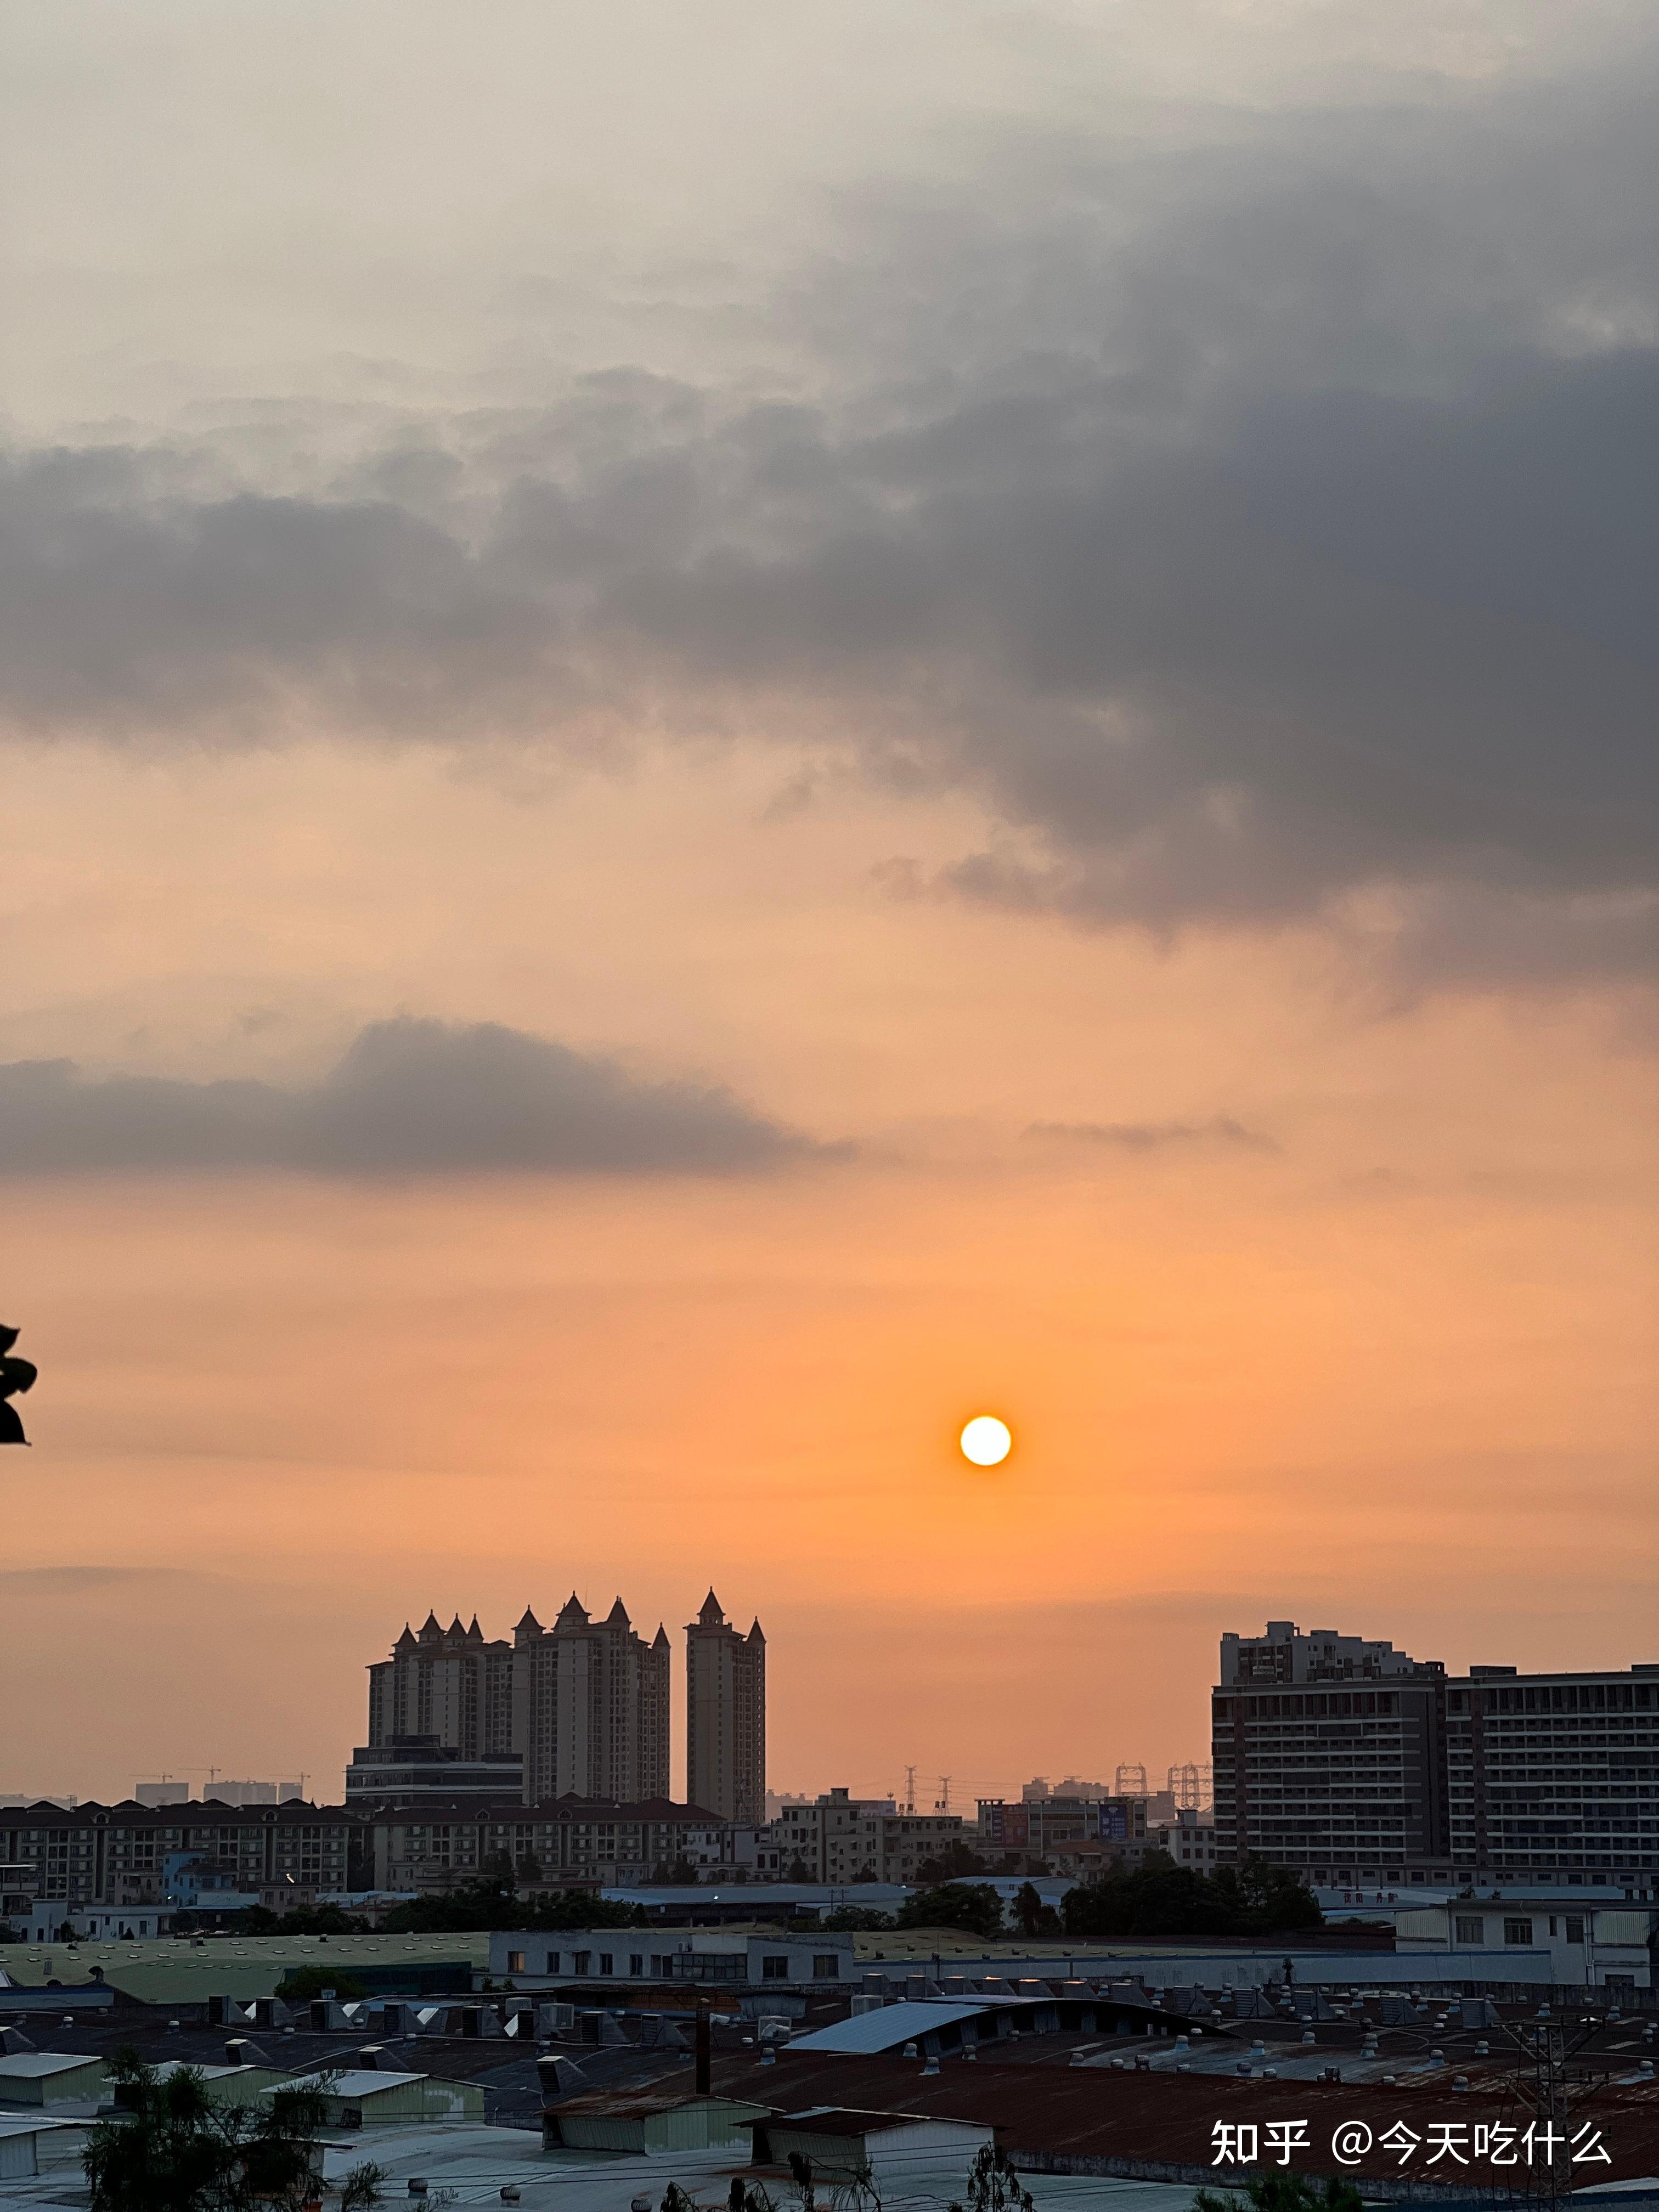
4 49 1659 978
0 1018 827 1177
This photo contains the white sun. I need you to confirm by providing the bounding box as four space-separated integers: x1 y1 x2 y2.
960 1414 1013 1466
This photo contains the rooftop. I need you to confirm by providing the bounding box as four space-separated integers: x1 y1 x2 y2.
768 2106 988 2138
0 1931 488 2001
284 2067 428 2098
707 2041 1659 2186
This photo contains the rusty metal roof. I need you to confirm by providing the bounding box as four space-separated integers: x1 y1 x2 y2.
706 2045 1659 2186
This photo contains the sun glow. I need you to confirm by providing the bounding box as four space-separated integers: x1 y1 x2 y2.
960 1414 1013 1466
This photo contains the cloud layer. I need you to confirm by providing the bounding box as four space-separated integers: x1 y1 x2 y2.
1025 1117 1276 1154
0 1018 822 1177
4 38 1658 984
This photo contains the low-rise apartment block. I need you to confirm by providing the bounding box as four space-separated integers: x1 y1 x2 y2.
1154 1805 1217 1871
769 1788 965 1883
369 1795 725 1894
977 1793 1148 1863
0 1801 353 1909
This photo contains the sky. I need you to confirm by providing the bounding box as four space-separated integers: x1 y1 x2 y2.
1 0 1655 1811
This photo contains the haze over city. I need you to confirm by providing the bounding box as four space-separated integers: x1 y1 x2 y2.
3 0 1655 1810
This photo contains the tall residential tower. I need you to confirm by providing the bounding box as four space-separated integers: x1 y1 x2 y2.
362 1596 670 1807
513 1594 672 1806
685 1590 766 1822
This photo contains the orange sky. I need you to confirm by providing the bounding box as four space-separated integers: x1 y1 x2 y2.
3 741 1652 1804
3 1 1656 1815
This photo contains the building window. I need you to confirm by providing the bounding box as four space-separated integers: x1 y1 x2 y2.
1454 1916 1485 1944
762 1956 789 1980
1566 1916 1585 1944
506 1951 526 1974
1504 1918 1534 1946
574 1951 590 1974
812 1955 840 1980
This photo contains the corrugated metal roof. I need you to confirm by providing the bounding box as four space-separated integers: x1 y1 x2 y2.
789 2001 1011 2053
707 2046 1659 2187
553 2091 772 2120
0 2055 101 2080
790 1993 1177 2056
766 2106 986 2137
286 2068 426 2098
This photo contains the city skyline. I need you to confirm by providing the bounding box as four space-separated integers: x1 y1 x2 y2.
6 1592 1647 1815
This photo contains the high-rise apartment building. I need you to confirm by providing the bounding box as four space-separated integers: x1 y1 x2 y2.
362 1599 669 1808
513 1596 671 1807
1446 1664 1659 1888
1213 1623 1659 1893
366 1612 517 1765
685 1590 765 1822
1211 1621 1450 1877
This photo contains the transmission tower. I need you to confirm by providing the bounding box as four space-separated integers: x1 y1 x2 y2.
1114 1762 1147 1796
1487 2014 1612 2212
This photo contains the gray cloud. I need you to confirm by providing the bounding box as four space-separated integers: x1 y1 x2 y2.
0 1018 827 1177
1025 1116 1276 1153
4 44 1659 984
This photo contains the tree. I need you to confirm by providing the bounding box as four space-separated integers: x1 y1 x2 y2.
948 2143 1034 2212
786 1857 813 1883
515 1852 543 1883
913 1841 986 1883
526 1889 645 1931
896 1883 1002 1939
1060 1853 1321 1942
237 1904 358 1938
1013 1883 1060 1938
373 1881 645 1934
273 1966 369 2003
819 1906 895 1931
83 2051 385 2211
1193 2179 1361 2212
1215 1859 1324 1935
